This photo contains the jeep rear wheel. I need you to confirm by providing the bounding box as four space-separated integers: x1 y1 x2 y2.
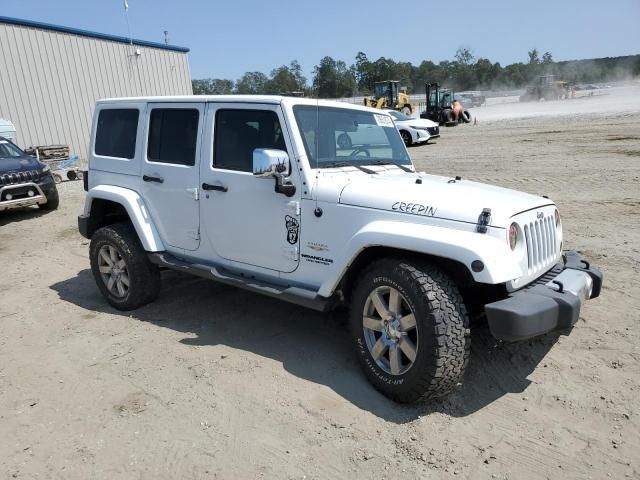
349 260 470 403
89 222 160 310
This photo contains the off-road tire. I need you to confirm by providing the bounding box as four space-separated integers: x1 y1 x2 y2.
89 222 160 311
349 259 470 403
39 190 59 210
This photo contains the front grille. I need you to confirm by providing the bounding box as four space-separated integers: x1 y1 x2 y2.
427 126 439 136
524 215 559 274
0 170 40 186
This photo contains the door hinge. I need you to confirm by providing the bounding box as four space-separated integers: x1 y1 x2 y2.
285 200 300 216
186 187 199 200
283 245 298 260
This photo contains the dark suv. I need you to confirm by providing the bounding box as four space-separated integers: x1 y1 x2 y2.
0 136 59 212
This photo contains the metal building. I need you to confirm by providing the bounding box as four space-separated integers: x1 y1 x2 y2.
0 16 192 160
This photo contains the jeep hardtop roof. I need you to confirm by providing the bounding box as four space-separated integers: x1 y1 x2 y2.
95 95 385 115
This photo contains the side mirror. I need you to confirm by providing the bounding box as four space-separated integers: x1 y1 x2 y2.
253 148 290 178
252 148 296 197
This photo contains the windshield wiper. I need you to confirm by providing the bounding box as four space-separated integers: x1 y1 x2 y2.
322 161 378 174
366 160 414 173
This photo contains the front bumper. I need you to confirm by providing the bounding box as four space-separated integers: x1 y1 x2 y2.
0 182 47 211
0 174 58 212
485 251 603 341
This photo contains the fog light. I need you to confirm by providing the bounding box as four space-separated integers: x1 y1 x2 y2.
28 190 34 197
6 193 12 200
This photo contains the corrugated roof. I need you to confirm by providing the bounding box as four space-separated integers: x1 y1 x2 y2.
0 15 189 53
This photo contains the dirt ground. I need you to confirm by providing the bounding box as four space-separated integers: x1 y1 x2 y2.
1 92 639 479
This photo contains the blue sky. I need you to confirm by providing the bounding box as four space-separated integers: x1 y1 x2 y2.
2 0 639 81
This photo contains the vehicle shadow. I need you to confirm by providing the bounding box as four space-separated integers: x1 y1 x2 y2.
0 206 48 226
50 269 560 424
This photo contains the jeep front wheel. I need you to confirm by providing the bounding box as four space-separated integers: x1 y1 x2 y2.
350 260 470 403
89 222 160 311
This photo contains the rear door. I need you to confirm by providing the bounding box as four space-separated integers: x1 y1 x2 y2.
140 102 204 251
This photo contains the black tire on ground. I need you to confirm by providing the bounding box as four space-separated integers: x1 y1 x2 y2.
400 130 412 147
441 109 452 124
461 110 471 123
89 222 161 311
349 259 470 403
39 189 59 210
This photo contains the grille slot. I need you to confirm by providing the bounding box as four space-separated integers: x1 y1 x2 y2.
525 215 558 274
0 170 39 186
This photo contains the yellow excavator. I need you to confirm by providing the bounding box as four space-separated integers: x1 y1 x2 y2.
364 81 415 115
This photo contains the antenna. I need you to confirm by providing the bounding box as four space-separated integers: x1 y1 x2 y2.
164 30 169 45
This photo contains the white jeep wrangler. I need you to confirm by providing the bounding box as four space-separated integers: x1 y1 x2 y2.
78 96 602 403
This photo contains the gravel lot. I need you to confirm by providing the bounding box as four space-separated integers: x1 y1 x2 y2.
1 90 639 479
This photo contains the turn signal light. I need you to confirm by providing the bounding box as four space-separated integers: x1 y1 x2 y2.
509 223 518 250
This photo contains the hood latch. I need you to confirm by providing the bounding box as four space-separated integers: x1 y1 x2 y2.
476 208 492 233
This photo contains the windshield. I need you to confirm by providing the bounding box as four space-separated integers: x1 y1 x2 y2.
293 105 411 169
387 111 411 121
0 139 25 158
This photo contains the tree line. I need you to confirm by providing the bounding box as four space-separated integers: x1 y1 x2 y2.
192 49 640 98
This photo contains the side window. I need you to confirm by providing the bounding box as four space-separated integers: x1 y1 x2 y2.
95 109 139 159
214 109 286 171
147 108 199 166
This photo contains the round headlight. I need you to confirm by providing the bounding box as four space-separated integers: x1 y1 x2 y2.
555 209 561 227
509 223 518 250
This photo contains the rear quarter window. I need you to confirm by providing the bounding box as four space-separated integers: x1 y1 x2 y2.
94 109 139 159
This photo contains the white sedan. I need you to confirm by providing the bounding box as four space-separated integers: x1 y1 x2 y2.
385 110 440 146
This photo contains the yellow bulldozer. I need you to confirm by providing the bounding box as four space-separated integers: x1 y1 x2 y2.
364 81 415 115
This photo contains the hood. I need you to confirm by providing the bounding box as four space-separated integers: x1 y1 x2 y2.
0 154 43 173
402 118 438 128
337 171 552 228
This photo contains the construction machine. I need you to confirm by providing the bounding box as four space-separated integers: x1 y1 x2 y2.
520 75 570 102
420 83 471 126
364 81 415 115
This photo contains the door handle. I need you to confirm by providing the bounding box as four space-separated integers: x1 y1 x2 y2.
143 175 164 184
202 182 228 192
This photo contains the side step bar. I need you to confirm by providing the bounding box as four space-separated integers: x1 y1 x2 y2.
148 252 333 312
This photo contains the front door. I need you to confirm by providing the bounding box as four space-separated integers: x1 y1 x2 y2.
200 104 300 273
140 102 204 251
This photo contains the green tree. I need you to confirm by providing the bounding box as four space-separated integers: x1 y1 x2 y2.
527 48 540 65
353 51 373 92
313 56 356 98
192 78 234 95
542 52 553 64
265 60 307 94
455 46 474 66
234 71 268 94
